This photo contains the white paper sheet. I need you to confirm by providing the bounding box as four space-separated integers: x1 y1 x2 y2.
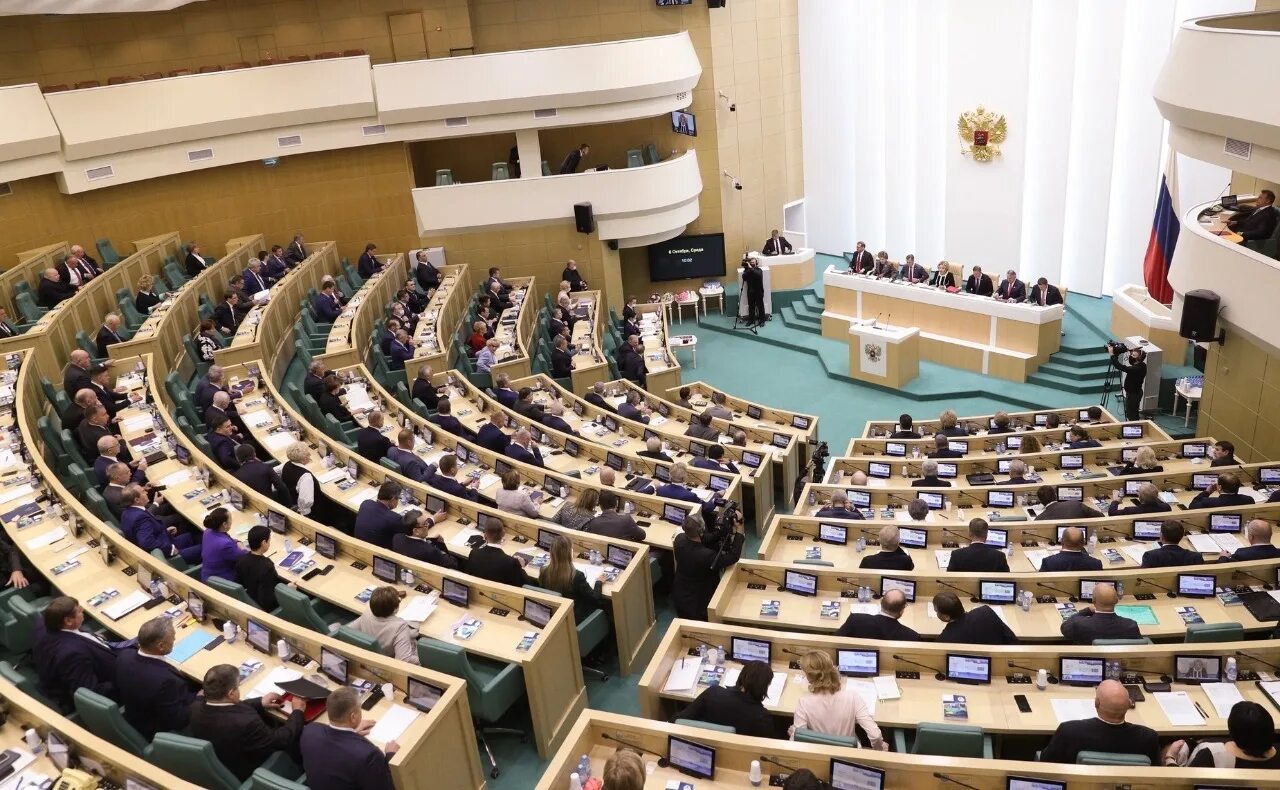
1187 534 1220 553
368 704 420 745
399 595 439 623
663 657 702 692
1201 683 1246 718
576 563 606 586
1050 698 1097 723
1121 544 1152 564
156 470 191 487
934 550 952 570
0 484 37 506
102 590 152 621
478 474 500 491
264 432 296 450
346 488 378 507
242 410 275 428
121 415 154 433
449 527 484 547
1024 549 1051 571
1154 691 1207 726
317 467 348 484
1213 534 1244 553
846 679 877 715
25 526 67 549
872 675 901 700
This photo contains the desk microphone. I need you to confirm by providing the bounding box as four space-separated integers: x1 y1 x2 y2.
892 654 946 681
1021 527 1056 547
1233 569 1275 591
835 576 861 589
887 493 915 508
1037 582 1078 602
759 755 802 774
934 773 982 790
1236 651 1280 673
1100 525 1131 541
936 579 978 604
1136 577 1177 598
742 568 784 591
476 590 513 611
956 490 986 509
1008 661 1057 684
602 733 668 767
681 632 722 647
941 528 970 548
781 523 816 542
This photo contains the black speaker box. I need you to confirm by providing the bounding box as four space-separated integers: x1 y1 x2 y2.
574 202 594 234
1179 289 1220 342
708 0 727 7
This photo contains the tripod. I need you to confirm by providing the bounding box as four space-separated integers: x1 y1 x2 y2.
731 308 759 335
1100 358 1117 410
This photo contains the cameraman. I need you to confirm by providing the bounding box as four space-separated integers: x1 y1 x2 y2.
742 255 766 326
672 507 745 621
1108 342 1147 421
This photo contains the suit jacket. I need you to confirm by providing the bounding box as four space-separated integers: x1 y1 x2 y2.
411 378 439 410
0 319 17 338
617 402 649 424
939 605 1018 645
494 388 519 408
504 442 544 467
912 476 951 488
264 254 289 280
671 533 744 620
543 414 576 436
995 278 1026 301
95 455 143 488
1030 284 1063 306
685 422 721 442
467 544 531 588
1108 499 1172 516
431 414 472 439
426 471 479 501
946 542 1010 573
285 241 307 264
1060 611 1141 645
675 686 777 739
387 447 432 483
1221 544 1280 563
206 431 239 469
392 533 458 570
354 500 406 549
95 324 124 358
1040 550 1102 572
301 724 394 790
234 460 293 505
77 420 112 456
929 448 965 459
899 262 928 283
241 269 268 295
303 373 325 402
813 506 863 520
929 271 957 289
37 277 76 308
513 400 546 422
584 392 615 413
559 148 584 174
583 511 646 542
389 340 413 371
835 613 920 641
116 649 197 739
358 252 381 279
1238 204 1279 242
63 363 92 397
213 301 242 332
858 548 914 571
1189 491 1255 510
35 628 119 713
964 273 994 296
184 252 208 276
121 506 180 556
1210 455 1237 468
763 236 793 256
475 424 509 453
1140 544 1204 568
90 381 129 420
415 261 441 291
1035 500 1103 521
355 426 393 462
313 292 343 323
848 250 874 273
319 391 355 424
189 698 304 781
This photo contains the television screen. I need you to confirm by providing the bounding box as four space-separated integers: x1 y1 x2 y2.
1056 486 1083 502
836 649 878 677
885 442 906 457
1122 424 1144 439
987 490 1014 508
658 0 693 5
948 441 968 453
1059 657 1105 686
442 578 470 607
1006 436 1022 450
320 647 348 685
670 109 697 137
1133 520 1163 540
848 490 871 508
987 528 1008 549
880 577 915 602
898 527 927 549
936 462 958 479
818 523 848 545
523 598 553 628
407 678 444 712
784 570 818 597
606 545 635 568
730 636 771 664
946 653 992 684
648 233 726 282
830 759 884 790
1175 655 1221 684
246 619 270 653
315 533 337 559
667 736 715 780
1210 514 1242 533
746 405 763 419
979 580 1016 605
919 492 944 510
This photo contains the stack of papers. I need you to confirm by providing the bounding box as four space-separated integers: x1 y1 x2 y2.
1201 683 1245 718
1050 698 1097 723
1154 691 1206 726
1024 549 1052 571
264 432 296 450
846 679 877 714
399 594 438 623
872 675 901 700
934 550 952 570
24 526 66 549
368 705 420 745
346 487 378 507
157 469 192 487
242 410 275 428
103 590 152 621
1121 543 1153 564
449 527 484 547
664 657 702 692
1188 533 1244 553
317 468 348 484
121 415 154 432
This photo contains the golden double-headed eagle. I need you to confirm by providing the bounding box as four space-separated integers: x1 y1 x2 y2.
957 105 1007 162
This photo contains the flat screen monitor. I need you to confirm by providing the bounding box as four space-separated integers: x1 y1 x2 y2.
573 402 586 418
987 528 1008 549
730 636 771 664
885 442 906 457
1060 454 1084 470
919 491 944 510
836 649 879 677
643 428 659 442
649 234 726 282
978 580 1016 605
880 577 915 602
898 527 927 549
522 598 552 629
997 459 1012 474
948 440 968 453
1056 486 1083 502
602 415 619 433
818 523 848 545
1191 473 1218 490
663 503 687 525
784 569 818 597
1122 424 1144 439
987 490 1015 508
372 556 398 583
946 653 992 684
563 439 580 458
320 646 348 685
186 591 205 622
1007 780 1066 790
228 488 244 511
175 444 191 465
654 464 671 483
606 544 635 568
792 415 811 430
709 474 731 492
657 402 671 418
1122 448 1138 463
667 735 716 779
1178 573 1217 598
1078 409 1092 421
772 432 790 449
536 528 557 550
454 445 471 465
830 759 885 790
689 442 707 458
494 458 513 476
1256 466 1280 485
1175 654 1221 684
670 109 697 137
1078 579 1116 602
315 533 337 559
1133 520 1163 540
1006 436 1022 450
868 462 891 479
1182 443 1209 458
267 511 286 534
542 478 563 499
746 405 763 419
1210 513 1242 533
406 678 444 712
741 451 763 468
246 619 270 653
442 578 470 607
1124 479 1148 496
604 452 624 471
848 490 871 508
1033 413 1049 426
936 462 958 479
1059 656 1105 686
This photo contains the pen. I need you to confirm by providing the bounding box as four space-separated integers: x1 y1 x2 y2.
1194 702 1208 719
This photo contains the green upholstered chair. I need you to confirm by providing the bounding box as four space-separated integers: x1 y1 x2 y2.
625 148 644 168
145 732 297 790
490 163 510 180
334 624 384 654
0 660 54 708
15 292 46 324
418 638 525 778
1185 622 1244 643
96 239 122 266
793 727 859 748
274 584 344 634
207 576 264 610
434 169 454 186
248 768 310 790
1077 751 1153 766
673 718 735 733
644 143 660 165
524 584 610 681
6 594 49 654
74 688 149 756
893 722 992 758
541 160 551 176
1244 219 1280 260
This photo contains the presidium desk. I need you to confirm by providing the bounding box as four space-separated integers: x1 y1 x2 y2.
820 265 1064 383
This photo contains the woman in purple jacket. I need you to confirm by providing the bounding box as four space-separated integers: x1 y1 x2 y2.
200 507 246 582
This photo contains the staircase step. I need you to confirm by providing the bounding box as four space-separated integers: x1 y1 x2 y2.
780 305 822 334
801 292 825 312
1026 370 1108 394
1038 360 1113 378
792 303 824 321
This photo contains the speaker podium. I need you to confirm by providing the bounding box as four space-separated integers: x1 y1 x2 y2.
848 321 919 387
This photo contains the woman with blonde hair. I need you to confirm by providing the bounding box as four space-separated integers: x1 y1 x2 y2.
789 650 886 749
553 487 599 531
539 535 602 623
601 748 645 790
938 408 968 437
1119 445 1164 476
135 273 162 313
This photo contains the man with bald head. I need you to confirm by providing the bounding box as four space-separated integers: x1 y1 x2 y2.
835 588 920 641
1059 582 1140 644
859 524 914 571
60 388 100 434
1039 679 1159 763
38 267 77 308
504 428 544 467
1218 519 1280 563
1039 527 1102 572
63 349 106 396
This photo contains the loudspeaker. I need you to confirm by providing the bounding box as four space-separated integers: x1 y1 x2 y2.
607 239 619 251
574 202 594 234
708 0 726 6
1179 289 1221 342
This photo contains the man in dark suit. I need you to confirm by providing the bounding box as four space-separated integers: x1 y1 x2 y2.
583 491 647 541
617 391 650 423
637 436 673 463
1106 483 1172 516
301 687 398 790
1034 485 1103 520
429 401 474 439
692 444 739 474
357 243 382 279
410 367 439 410
1039 680 1160 764
1030 277 1063 306
889 414 918 439
762 229 793 256
963 265 994 296
94 439 145 487
927 434 964 459
57 250 96 287
355 411 393 462
1210 440 1238 468
513 388 547 422
392 522 459 570
303 361 328 402
426 455 481 501
1190 473 1254 509
388 331 414 371
847 241 873 274
37 267 76 308
994 270 1026 302
242 259 269 297
504 429 545 467
63 349 97 396
1060 583 1140 644
466 518 531 587
213 291 244 335
584 382 616 413
264 245 290 280
657 462 720 519
858 525 915 571
542 401 577 436
60 388 96 435
77 404 116 458
946 518 1010 573
116 617 198 739
814 491 863 520
912 458 952 488
120 485 203 563
1040 527 1103 572
1228 188 1278 243
313 282 343 323
671 510 745 620
414 250 441 291
205 417 241 470
491 374 518 408
95 314 126 357
934 592 1017 645
558 143 589 174
355 483 414 549
0 306 18 338
387 429 433 483
190 664 304 781
183 243 209 276
1140 521 1203 568
88 365 130 420
899 254 928 283
1218 519 1280 563
836 589 920 641
285 233 307 265
475 412 510 453
232 446 293 505
34 597 121 713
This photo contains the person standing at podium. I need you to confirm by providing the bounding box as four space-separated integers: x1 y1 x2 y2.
742 255 767 326
848 241 874 274
762 229 793 256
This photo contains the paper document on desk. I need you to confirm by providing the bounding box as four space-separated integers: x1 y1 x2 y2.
102 590 152 621
1187 534 1219 553
1201 683 1245 718
245 668 303 699
317 467 348 484
1050 698 1097 723
849 603 878 616
449 527 484 547
346 487 378 508
1154 691 1206 726
242 410 275 428
25 526 66 549
399 594 439 623
264 432 296 450
157 470 191 487
368 704 419 746
0 749 38 790
846 679 877 715
934 550 952 570
721 670 786 706
1024 549 1051 571
478 474 500 491
0 483 37 506
649 415 667 427
1121 544 1152 564
121 415 153 433
664 657 702 692
1213 533 1244 553
577 563 607 586
872 675 901 700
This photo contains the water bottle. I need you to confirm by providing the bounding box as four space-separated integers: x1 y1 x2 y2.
698 643 707 659
808 490 817 506
1020 590 1031 612
716 646 726 667
1086 533 1097 556
911 445 921 459
578 754 592 781
626 460 634 474
855 535 866 553
996 441 1006 454
1105 660 1121 681
590 549 601 566
1226 657 1238 682
859 586 871 603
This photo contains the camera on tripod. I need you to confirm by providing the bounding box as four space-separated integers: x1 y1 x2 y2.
702 499 740 550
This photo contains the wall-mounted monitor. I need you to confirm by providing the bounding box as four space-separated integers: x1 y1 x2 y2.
670 109 697 137
648 233 725 281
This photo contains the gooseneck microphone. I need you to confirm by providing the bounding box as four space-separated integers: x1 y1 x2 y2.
934 772 982 790
760 755 802 774
742 568 784 591
603 733 668 767
1234 569 1275 591
936 579 977 604
477 590 513 610
781 523 816 542
941 528 970 547
1037 582 1078 602
1236 651 1280 673
1136 577 1177 598
892 654 946 681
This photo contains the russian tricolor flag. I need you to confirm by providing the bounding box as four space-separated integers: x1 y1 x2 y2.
1142 174 1178 305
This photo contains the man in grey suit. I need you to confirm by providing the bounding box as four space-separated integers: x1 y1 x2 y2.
582 491 646 542
684 411 721 442
386 429 433 483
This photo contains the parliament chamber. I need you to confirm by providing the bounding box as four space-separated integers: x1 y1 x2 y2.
2 1 1280 790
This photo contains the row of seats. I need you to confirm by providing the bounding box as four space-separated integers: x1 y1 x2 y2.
433 142 665 185
41 50 369 93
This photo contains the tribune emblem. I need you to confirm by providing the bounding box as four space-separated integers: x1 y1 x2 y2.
864 343 883 364
957 105 1007 162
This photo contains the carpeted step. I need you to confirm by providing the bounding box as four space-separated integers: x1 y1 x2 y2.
1026 369 1108 394
779 305 822 334
801 292 825 312
1037 359 1114 378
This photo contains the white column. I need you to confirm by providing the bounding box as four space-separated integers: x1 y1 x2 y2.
517 129 542 179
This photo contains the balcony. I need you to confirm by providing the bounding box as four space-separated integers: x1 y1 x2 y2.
0 84 62 183
410 151 702 248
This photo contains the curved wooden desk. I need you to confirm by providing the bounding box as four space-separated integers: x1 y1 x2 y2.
862 406 1119 439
